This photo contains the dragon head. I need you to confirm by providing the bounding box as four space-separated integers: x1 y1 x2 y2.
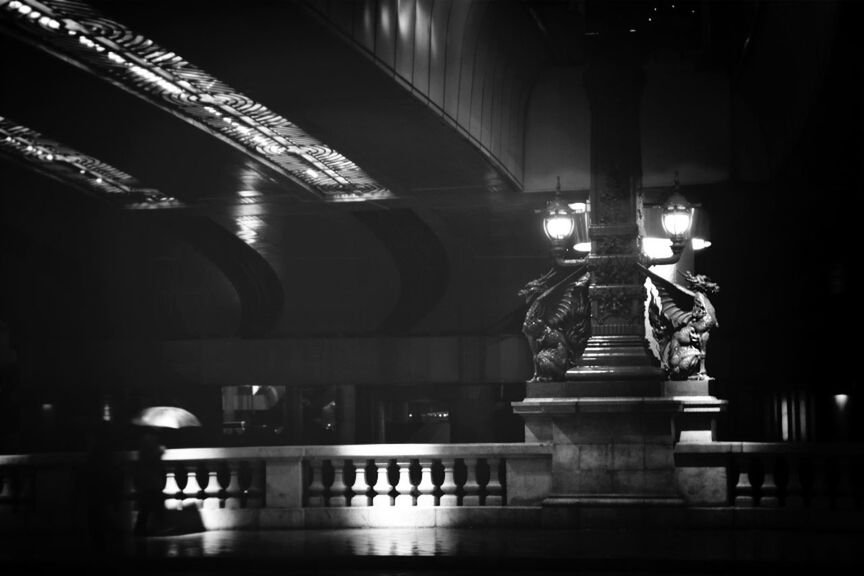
518 268 557 302
681 271 719 296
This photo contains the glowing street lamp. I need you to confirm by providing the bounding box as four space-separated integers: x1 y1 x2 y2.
661 190 694 246
543 195 576 251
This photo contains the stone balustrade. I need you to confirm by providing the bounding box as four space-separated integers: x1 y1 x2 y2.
4 441 862 534
675 442 864 509
0 443 552 531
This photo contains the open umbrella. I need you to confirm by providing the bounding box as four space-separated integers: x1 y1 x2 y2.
131 406 202 429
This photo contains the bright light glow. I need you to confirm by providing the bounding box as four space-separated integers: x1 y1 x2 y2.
305 169 319 179
567 202 587 213
661 209 692 237
691 238 712 251
237 190 260 198
574 241 592 253
544 214 575 241
642 237 673 260
834 394 849 410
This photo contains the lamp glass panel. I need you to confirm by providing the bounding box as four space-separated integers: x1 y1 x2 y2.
661 209 692 237
544 214 575 240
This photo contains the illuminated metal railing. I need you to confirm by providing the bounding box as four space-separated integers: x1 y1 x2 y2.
0 0 392 202
0 115 178 208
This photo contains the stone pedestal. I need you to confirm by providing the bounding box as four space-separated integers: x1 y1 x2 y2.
512 380 726 505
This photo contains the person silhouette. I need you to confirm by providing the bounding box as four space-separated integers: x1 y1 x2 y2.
133 431 165 536
82 421 124 552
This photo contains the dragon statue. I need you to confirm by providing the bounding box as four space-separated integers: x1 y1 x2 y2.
644 267 719 381
518 267 591 382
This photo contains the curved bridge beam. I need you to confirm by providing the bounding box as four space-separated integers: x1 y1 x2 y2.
158 213 284 337
352 208 449 333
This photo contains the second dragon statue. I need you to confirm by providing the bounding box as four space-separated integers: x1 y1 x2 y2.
643 267 720 381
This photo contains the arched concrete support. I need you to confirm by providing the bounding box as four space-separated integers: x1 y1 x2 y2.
352 208 449 334
159 214 284 337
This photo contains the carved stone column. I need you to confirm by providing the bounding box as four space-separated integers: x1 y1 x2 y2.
566 40 665 392
524 38 663 399
513 34 726 510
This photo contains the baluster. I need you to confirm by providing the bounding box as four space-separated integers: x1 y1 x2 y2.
853 457 864 509
244 461 265 508
349 460 370 507
220 461 242 509
330 460 349 507
306 460 326 507
733 455 755 507
371 459 393 507
122 462 137 506
393 459 414 507
759 456 778 508
0 467 8 501
462 458 481 506
784 456 804 509
834 458 854 509
182 465 202 509
202 465 221 510
484 458 504 506
163 467 182 510
415 459 436 507
438 459 458 506
810 457 831 509
237 461 251 508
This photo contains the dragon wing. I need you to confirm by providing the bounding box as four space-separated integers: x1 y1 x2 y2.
640 265 696 329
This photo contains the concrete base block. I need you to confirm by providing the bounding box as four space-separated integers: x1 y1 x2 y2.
259 507 304 529
366 507 435 528
200 508 259 530
307 507 372 528
676 466 728 505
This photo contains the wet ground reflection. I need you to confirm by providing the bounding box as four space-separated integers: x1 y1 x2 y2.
3 527 863 573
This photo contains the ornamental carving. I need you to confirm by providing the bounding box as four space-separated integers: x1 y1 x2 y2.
518 267 591 382
1 0 390 202
644 266 720 380
590 256 640 286
0 117 176 208
595 167 632 225
590 286 644 326
592 234 637 256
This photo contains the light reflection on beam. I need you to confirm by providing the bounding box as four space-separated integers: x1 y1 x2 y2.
0 114 179 208
0 0 393 202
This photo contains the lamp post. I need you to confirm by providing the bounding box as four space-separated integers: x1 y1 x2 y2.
542 192 576 258
512 26 727 508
